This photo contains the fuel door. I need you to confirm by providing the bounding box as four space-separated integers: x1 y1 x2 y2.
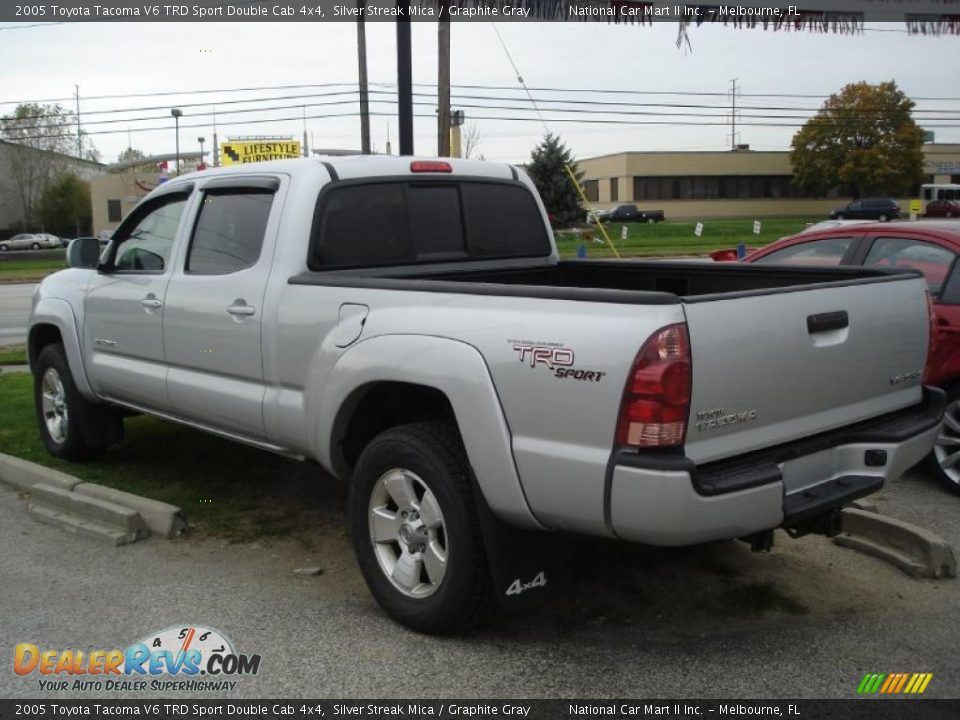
333 303 369 348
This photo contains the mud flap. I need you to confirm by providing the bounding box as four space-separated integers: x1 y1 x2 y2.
473 484 553 611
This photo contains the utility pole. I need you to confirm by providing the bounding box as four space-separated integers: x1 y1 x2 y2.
212 106 219 167
357 0 371 154
74 84 81 158
437 13 451 157
730 78 739 150
396 13 413 156
302 105 309 157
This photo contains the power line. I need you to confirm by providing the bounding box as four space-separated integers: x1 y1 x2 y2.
4 80 960 111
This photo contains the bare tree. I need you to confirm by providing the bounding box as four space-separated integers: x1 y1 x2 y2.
1 103 80 229
462 122 484 159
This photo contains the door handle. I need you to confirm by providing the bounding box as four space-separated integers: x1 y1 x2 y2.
227 304 256 317
807 311 848 334
140 297 162 309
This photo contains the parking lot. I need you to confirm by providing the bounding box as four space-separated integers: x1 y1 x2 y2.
2 457 957 699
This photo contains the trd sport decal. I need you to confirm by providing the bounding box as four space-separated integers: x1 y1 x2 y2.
510 341 606 383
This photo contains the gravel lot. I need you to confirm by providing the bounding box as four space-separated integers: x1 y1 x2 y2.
1 462 957 699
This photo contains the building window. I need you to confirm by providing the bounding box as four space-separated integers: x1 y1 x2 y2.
609 178 619 202
631 175 805 200
107 199 122 222
583 180 599 202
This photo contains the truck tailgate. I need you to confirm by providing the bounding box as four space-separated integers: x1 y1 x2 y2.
682 274 930 465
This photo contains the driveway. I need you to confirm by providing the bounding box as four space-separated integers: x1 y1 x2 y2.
1 464 958 699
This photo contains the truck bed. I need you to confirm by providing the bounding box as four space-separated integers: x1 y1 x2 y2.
290 259 918 304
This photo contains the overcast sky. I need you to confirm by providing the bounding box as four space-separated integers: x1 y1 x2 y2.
1 20 958 165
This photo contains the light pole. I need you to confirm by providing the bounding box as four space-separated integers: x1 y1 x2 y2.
170 108 182 175
198 136 206 168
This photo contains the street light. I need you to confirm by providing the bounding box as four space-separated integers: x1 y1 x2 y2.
170 108 183 175
198 136 206 169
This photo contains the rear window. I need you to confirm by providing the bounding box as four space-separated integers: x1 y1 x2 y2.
309 181 550 269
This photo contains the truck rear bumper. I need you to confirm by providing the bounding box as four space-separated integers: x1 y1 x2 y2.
608 387 944 546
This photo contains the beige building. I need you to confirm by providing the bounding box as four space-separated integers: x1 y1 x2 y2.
90 152 203 236
578 144 960 219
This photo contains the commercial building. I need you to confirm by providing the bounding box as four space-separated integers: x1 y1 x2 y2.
0 139 103 236
89 152 203 236
577 143 960 219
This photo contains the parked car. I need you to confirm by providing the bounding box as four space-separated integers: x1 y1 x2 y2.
0 233 60 252
29 157 941 633
925 200 960 218
829 198 901 222
595 204 665 224
737 220 960 494
798 219 874 234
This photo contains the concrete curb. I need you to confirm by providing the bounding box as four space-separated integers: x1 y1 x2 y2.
0 453 81 492
74 482 187 539
28 484 149 546
835 507 957 580
0 451 186 543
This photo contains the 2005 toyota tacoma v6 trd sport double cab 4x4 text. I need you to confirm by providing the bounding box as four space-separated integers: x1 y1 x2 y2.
29 156 944 633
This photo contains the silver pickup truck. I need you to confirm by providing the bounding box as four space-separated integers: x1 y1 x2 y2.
29 156 943 633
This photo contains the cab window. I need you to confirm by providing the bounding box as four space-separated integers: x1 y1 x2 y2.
112 196 188 273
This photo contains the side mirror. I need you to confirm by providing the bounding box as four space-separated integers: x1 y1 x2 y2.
66 237 101 269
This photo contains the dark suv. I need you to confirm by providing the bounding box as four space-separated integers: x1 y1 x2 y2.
829 198 901 221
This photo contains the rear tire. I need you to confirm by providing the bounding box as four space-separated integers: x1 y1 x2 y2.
31 242 41 250
879 214 889 223
930 387 960 496
349 422 491 635
34 343 123 461
835 214 844 220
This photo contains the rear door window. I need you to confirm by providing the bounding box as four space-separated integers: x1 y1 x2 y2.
310 181 550 269
187 190 275 274
863 237 956 295
753 237 854 267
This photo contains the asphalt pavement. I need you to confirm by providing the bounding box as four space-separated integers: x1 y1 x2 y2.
0 282 35 347
1 462 958 700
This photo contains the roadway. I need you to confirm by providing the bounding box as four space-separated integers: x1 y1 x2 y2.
1 463 958 699
0 282 35 347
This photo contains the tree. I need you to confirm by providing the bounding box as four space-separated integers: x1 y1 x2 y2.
790 81 924 199
526 133 584 227
118 147 146 163
1 103 85 229
39 173 91 238
462 122 483 159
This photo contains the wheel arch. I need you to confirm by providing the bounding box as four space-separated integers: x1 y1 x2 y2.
316 334 544 531
29 299 96 400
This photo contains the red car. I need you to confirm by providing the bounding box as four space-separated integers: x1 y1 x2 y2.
738 220 960 494
925 200 960 218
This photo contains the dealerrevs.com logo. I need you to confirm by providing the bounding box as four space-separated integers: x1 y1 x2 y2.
14 625 261 693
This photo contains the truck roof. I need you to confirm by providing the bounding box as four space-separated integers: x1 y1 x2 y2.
173 155 517 183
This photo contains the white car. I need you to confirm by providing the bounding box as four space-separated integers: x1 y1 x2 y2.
0 233 61 251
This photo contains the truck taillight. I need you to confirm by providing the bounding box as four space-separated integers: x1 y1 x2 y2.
615 323 692 448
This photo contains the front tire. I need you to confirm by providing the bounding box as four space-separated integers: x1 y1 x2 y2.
349 422 490 634
0 244 8 252
930 387 960 496
34 343 123 461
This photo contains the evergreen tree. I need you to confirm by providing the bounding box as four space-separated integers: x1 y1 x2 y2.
526 133 584 227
